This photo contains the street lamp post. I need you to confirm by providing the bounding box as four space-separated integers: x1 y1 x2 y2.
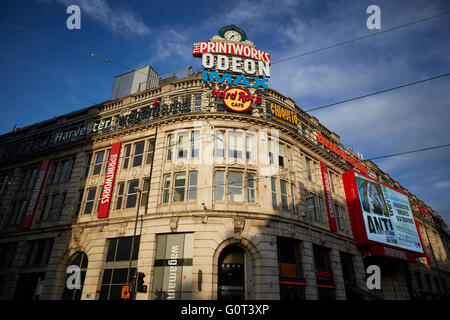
126 187 142 300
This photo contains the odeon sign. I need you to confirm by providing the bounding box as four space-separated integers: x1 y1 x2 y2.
193 25 270 92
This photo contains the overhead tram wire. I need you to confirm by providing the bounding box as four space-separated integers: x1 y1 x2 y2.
0 19 147 77
272 11 450 64
365 143 450 161
303 72 450 113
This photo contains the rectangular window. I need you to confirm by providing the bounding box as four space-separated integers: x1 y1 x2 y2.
215 130 225 158
177 132 189 159
162 174 171 204
307 193 318 221
166 135 175 161
191 130 200 158
188 171 197 201
141 178 150 206
268 139 274 165
247 173 256 203
38 195 49 222
58 159 70 183
47 194 60 220
291 183 296 212
228 171 244 202
277 237 305 300
173 172 186 202
92 151 105 175
84 154 92 177
27 167 38 189
271 177 277 208
132 141 145 167
125 179 139 208
214 170 225 201
84 187 97 214
279 143 285 167
47 161 58 185
340 252 356 286
305 157 312 182
280 180 288 209
246 133 256 162
15 200 28 225
115 182 125 210
145 139 155 165
103 149 111 174
228 130 243 159
123 144 131 169
96 185 104 213
75 189 83 216
194 95 202 112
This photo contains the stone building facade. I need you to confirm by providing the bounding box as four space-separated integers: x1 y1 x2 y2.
0 30 449 301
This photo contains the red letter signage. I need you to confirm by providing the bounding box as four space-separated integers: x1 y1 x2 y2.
98 142 122 219
22 160 51 229
320 162 337 232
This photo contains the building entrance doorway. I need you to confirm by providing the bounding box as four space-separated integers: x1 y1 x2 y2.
218 245 246 300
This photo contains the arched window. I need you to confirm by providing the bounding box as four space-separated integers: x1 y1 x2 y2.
62 252 88 300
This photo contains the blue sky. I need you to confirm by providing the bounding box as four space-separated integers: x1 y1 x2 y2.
1 0 449 226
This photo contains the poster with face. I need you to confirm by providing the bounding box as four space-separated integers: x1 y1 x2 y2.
354 173 424 254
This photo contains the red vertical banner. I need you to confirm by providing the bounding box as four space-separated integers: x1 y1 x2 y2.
320 161 337 232
98 142 122 219
22 160 51 229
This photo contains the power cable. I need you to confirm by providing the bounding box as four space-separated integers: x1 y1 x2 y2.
303 72 450 112
365 143 450 161
272 11 450 64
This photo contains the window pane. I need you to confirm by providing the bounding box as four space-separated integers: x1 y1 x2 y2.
162 174 171 203
228 130 243 159
123 145 131 169
188 171 197 200
126 180 139 208
191 131 200 158
280 180 288 209
141 178 150 206
247 173 255 203
115 182 124 210
106 239 117 262
246 133 256 161
177 132 189 159
214 171 225 201
132 142 145 167
93 151 105 175
271 177 277 207
173 172 186 202
84 154 92 177
84 187 97 214
215 130 224 157
146 139 155 165
115 237 133 261
228 172 243 202
58 160 70 182
167 135 175 160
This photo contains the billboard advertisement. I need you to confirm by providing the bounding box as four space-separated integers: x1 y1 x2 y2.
343 169 424 256
151 233 193 300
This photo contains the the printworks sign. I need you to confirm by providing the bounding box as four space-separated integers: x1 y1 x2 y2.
193 25 270 113
152 233 193 300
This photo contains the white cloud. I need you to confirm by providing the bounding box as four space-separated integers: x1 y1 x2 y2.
53 0 151 38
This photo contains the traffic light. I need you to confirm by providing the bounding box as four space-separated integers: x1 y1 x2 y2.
136 272 145 293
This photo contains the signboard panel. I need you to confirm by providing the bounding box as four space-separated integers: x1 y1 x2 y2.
320 162 337 232
22 160 51 229
98 142 122 219
152 233 193 300
342 169 425 256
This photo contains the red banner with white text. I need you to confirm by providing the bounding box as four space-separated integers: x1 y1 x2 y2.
98 142 122 219
22 160 51 229
320 162 337 232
